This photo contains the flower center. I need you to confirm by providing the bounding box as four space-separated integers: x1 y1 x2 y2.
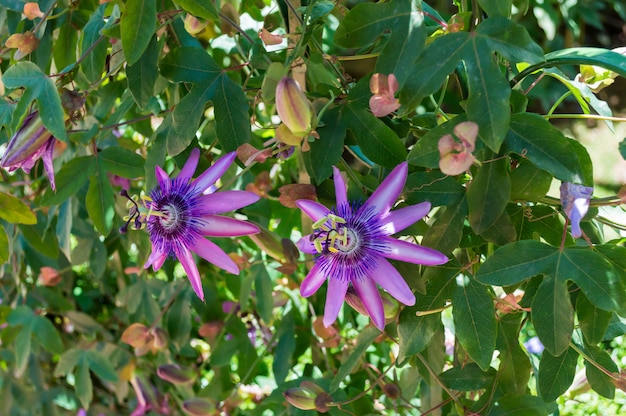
311 214 361 255
160 203 181 231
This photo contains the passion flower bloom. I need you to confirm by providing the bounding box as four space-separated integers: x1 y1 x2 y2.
295 163 448 330
131 149 260 301
560 182 593 238
0 111 61 190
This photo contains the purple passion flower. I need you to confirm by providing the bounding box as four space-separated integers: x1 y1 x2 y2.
0 111 59 190
295 163 448 330
132 148 260 301
560 182 593 238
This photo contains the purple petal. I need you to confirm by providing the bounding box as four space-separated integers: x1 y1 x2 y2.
189 237 240 275
295 199 330 222
42 139 56 191
144 250 167 271
155 165 171 191
198 215 259 237
380 202 431 234
198 190 260 214
368 256 415 306
176 246 205 301
296 235 318 254
363 162 408 215
300 263 327 297
353 277 385 331
177 148 200 181
332 166 347 208
383 237 448 266
193 151 237 192
323 277 349 327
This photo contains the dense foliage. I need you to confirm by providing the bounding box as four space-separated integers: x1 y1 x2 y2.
1 0 626 415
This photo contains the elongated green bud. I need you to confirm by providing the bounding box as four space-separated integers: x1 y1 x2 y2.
183 398 216 416
157 364 197 385
275 77 312 137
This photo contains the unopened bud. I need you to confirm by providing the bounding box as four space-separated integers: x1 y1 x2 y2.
283 387 317 410
157 364 197 385
249 225 287 263
182 398 216 416
275 77 312 137
1 112 53 168
382 382 401 399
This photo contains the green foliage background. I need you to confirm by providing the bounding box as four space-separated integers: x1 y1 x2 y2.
1 0 625 414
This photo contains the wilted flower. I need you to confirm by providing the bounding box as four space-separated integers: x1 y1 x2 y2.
295 163 448 330
5 31 39 59
369 73 400 117
122 149 260 300
121 323 168 356
38 266 62 286
259 28 284 46
438 121 478 175
0 111 62 190
129 374 170 416
560 182 593 238
23 2 44 19
275 77 313 138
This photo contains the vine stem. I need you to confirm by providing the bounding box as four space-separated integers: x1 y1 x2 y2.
569 341 620 381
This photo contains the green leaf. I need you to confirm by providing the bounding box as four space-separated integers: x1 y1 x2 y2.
476 17 544 64
422 197 467 255
480 210 517 246
54 348 82 377
532 278 573 356
3 62 67 142
496 314 532 395
213 74 251 152
478 0 512 17
559 248 625 313
404 172 465 208
303 107 345 182
33 316 64 355
81 5 108 83
464 37 511 152
159 46 222 83
85 350 119 383
619 138 626 160
440 363 496 390
273 309 296 385
544 47 626 79
503 113 592 185
509 159 552 201
334 0 426 86
99 147 145 178
167 291 192 349
252 264 274 325
577 293 612 345
467 157 511 234
120 0 157 66
344 105 407 167
86 163 115 236
75 357 93 410
476 240 556 286
398 265 458 361
453 276 496 370
14 320 33 376
0 226 8 264
174 0 219 21
127 35 159 109
19 217 59 259
538 347 578 402
330 327 380 392
54 17 78 72
41 156 96 206
0 192 36 224
166 79 216 155
490 394 553 415
584 344 617 399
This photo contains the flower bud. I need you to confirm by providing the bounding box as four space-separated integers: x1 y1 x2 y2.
248 225 287 263
275 77 312 137
0 111 59 190
157 364 197 385
183 398 216 416
283 387 317 410
38 266 62 286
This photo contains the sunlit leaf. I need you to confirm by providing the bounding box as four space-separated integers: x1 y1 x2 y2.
0 192 36 224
